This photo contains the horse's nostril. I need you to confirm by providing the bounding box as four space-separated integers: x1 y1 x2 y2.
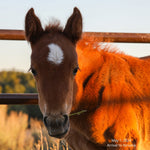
43 116 48 126
63 115 69 125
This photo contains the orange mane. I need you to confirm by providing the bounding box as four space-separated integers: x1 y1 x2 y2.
75 38 150 108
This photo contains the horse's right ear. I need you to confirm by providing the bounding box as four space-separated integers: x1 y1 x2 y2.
25 8 43 43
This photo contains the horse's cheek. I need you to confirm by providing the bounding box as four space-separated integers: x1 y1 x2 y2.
36 82 45 115
38 97 45 115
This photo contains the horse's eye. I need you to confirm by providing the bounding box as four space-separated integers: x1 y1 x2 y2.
30 68 37 76
73 67 79 76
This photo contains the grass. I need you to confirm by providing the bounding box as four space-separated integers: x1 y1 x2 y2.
0 105 69 150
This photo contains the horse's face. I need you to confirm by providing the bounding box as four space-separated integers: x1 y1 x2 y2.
25 7 82 138
31 34 78 138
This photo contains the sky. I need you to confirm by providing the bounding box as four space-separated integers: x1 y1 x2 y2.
0 0 150 71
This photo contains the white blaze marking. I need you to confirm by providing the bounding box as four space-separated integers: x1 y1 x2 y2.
48 43 64 65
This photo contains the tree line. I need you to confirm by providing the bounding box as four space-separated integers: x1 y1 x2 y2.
0 70 37 93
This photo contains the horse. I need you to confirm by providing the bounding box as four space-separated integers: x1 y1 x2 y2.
25 7 150 150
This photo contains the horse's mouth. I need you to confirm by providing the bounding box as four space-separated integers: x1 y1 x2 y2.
48 127 69 139
47 122 70 139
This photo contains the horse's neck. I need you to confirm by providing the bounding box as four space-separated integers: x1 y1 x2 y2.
72 49 150 113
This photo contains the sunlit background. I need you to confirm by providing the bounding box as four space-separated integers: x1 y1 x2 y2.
0 0 150 71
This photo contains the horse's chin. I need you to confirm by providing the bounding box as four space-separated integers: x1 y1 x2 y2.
47 125 70 139
48 127 69 139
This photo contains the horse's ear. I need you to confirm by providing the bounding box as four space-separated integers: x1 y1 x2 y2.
63 7 82 44
25 8 43 43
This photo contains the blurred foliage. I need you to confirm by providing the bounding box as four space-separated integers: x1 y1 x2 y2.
0 70 42 120
0 70 37 93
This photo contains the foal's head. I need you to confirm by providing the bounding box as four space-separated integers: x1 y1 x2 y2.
25 7 82 138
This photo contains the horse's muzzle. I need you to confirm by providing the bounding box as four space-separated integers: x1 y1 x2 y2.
43 114 69 138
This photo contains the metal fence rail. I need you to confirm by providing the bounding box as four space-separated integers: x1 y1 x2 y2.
1 29 150 43
0 94 38 104
0 29 150 105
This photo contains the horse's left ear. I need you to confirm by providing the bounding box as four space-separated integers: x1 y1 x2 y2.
63 7 82 44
